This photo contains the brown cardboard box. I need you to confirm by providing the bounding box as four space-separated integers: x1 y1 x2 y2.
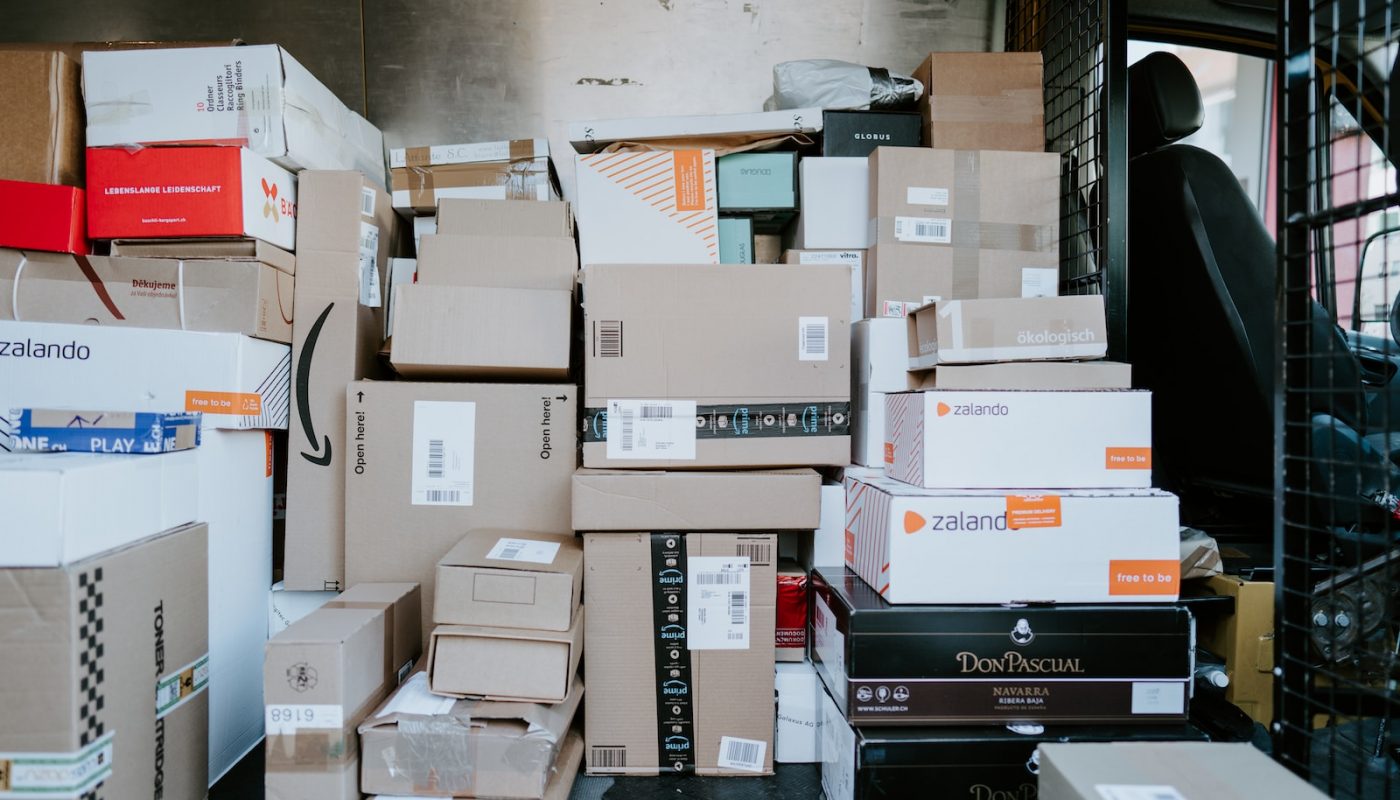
585 532 777 776
1197 575 1275 725
0 49 83 186
906 296 1108 367
866 243 1034 316
426 609 584 702
325 581 423 687
908 360 1132 390
0 248 296 343
344 380 577 637
359 670 583 798
0 522 208 800
416 234 578 290
110 238 296 275
436 198 574 237
435 530 583 630
581 263 850 468
284 171 397 591
755 233 783 264
572 468 821 531
390 158 556 213
1036 742 1327 800
389 284 573 379
913 52 1045 152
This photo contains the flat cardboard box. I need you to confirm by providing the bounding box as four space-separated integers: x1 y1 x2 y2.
783 249 865 323
7 408 200 453
415 233 578 290
575 150 718 265
775 661 822 763
0 523 208 800
390 139 555 211
359 671 582 798
821 110 921 158
389 284 572 379
719 216 755 264
914 52 1045 152
435 531 582 630
845 472 1179 604
1197 574 1275 725
0 180 86 253
83 45 386 183
906 296 1108 367
325 582 423 688
568 108 823 153
284 171 396 592
581 263 851 468
435 198 573 237
267 581 336 636
0 49 83 186
776 560 807 661
571 468 821 531
913 361 1132 390
86 146 298 249
1035 742 1329 800
796 158 868 250
391 137 549 169
885 390 1152 489
110 237 296 275
1 248 296 343
427 610 584 702
584 532 777 776
344 380 577 636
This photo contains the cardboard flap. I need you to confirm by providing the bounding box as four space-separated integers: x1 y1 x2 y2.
572 468 821 530
363 671 582 741
440 530 582 575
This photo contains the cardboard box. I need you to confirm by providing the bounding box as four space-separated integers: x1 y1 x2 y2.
435 530 582 630
0 180 86 253
755 233 782 264
572 468 822 531
0 49 83 186
845 472 1180 604
568 108 823 153
821 110 921 157
1197 575 1275 725
435 198 573 237
815 481 847 568
284 171 396 592
415 233 577 290
1 248 296 343
796 158 868 250
912 360 1133 390
906 296 1108 367
1035 742 1329 800
0 320 291 430
86 146 298 249
575 150 718 265
109 237 296 274
776 560 808 661
775 661 823 763
852 318 905 467
413 215 435 250
83 45 386 183
914 52 1044 151
784 249 864 323
389 284 572 379
581 263 851 468
426 610 584 702
7 408 200 453
359 671 583 798
718 152 797 229
326 582 423 688
267 581 337 636
345 380 577 634
884 390 1152 489
390 139 555 211
812 567 1191 725
385 257 416 337
0 523 208 800
584 532 777 776
719 216 755 263
867 244 1048 317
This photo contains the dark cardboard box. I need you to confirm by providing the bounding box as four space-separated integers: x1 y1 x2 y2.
821 110 922 158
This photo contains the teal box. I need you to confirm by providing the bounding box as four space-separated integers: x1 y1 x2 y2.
718 152 798 212
718 217 755 264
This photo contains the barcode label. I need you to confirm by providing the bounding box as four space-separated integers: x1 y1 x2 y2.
596 320 623 358
735 542 772 565
1094 786 1187 800
696 572 744 585
591 747 627 770
486 536 562 564
894 216 952 244
717 736 766 773
1021 267 1059 298
881 300 910 318
358 221 382 307
606 399 697 460
687 557 750 650
411 401 475 506
360 186 377 216
798 316 829 361
729 591 747 624
1130 682 1185 715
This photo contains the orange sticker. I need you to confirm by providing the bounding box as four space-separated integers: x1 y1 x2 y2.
1006 494 1061 528
185 390 262 415
1108 560 1179 595
844 527 855 564
884 442 895 464
265 431 274 478
671 150 705 212
1105 447 1152 470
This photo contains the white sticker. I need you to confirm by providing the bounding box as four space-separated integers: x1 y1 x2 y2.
906 186 950 206
686 556 750 650
376 673 455 718
155 653 210 719
360 186 377 216
1095 786 1188 800
0 731 115 797
486 537 561 564
716 736 767 773
798 316 829 361
1130 682 1186 715
1021 267 1059 298
359 221 382 308
605 400 697 460
411 401 475 506
265 703 344 734
797 250 862 265
894 216 952 244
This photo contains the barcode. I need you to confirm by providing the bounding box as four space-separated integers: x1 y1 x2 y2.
735 543 771 565
729 591 747 625
425 490 460 503
498 546 522 560
591 747 627 769
596 321 623 358
802 323 827 357
720 739 762 770
915 220 948 239
360 187 376 216
696 572 743 586
641 403 672 420
427 439 445 478
620 408 635 452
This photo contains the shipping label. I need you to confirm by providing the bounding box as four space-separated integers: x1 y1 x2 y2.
410 401 475 506
686 556 751 650
605 399 697 460
893 216 952 244
486 537 561 564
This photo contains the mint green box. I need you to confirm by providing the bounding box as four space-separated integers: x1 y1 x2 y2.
718 152 798 212
718 217 755 264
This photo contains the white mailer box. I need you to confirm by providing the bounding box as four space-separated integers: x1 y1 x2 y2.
795 158 868 250
776 660 823 763
845 472 1180 604
853 318 906 467
884 390 1152 489
574 149 718 265
907 296 1108 368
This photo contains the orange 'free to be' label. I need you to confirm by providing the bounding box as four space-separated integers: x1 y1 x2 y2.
671 150 706 212
1006 494 1061 528
1105 447 1152 469
1108 559 1179 595
186 390 262 415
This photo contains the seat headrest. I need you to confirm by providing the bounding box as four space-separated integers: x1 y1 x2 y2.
1128 51 1205 156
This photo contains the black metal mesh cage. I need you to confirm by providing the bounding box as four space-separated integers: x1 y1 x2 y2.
1279 1 1400 796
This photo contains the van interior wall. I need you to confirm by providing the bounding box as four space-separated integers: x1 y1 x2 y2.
0 0 997 200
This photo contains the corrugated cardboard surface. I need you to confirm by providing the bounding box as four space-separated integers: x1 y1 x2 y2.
435 198 573 237
866 243 1037 316
427 608 583 702
344 380 576 638
416 234 577 290
391 157 554 210
910 361 1132 390
326 581 423 686
435 530 583 630
914 52 1044 152
389 284 572 379
1198 575 1275 725
907 296 1108 366
584 532 776 776
1036 742 1328 799
110 238 296 275
572 468 821 531
0 49 83 186
0 523 208 800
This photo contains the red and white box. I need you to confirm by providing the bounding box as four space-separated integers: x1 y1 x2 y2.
0 179 87 254
86 146 297 249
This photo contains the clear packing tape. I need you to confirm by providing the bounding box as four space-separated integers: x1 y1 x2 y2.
767 59 923 111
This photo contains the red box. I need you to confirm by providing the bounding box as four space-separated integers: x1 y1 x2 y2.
86 146 298 249
777 564 808 658
0 179 87 254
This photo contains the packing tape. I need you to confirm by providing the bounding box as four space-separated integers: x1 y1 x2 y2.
952 151 981 299
389 715 482 794
929 90 1044 124
582 401 851 443
650 533 697 774
265 689 384 772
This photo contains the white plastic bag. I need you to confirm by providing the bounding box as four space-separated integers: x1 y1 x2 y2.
767 59 923 111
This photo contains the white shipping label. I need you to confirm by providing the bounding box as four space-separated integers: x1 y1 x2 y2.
1130 682 1186 715
265 703 344 735
411 401 475 506
906 186 950 206
486 537 561 564
893 216 952 244
605 399 697 460
1095 786 1188 800
1021 267 1059 298
686 556 750 650
797 250 862 265
376 673 455 718
0 731 115 798
359 221 382 307
798 316 829 361
360 186 377 216
716 736 767 773
155 653 210 719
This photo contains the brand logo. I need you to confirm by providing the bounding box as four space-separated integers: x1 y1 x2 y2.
739 168 772 176
660 624 686 641
969 784 1036 800
262 178 280 222
132 279 177 292
903 510 1009 533
0 339 91 360
658 568 685 586
296 303 335 467
664 735 691 752
153 600 166 798
855 686 873 702
1010 619 1035 646
937 402 1009 418
937 402 951 416
956 651 1084 674
286 662 319 692
1017 327 1097 345
662 679 689 697
853 133 892 140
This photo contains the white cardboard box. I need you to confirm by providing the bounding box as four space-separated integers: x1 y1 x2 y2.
885 390 1153 489
267 580 337 637
852 318 906 467
0 321 291 430
907 296 1108 368
83 45 385 186
412 216 436 251
844 472 1180 604
568 108 823 153
776 660 823 763
814 482 846 569
574 150 718 265
797 158 869 250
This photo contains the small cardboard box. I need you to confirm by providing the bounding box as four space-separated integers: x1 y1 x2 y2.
913 52 1045 152
267 581 337 636
0 48 82 186
434 530 583 630
435 197 573 237
718 152 798 227
1196 574 1275 725
415 233 577 290
389 139 555 211
324 581 423 688
0 179 86 253
796 157 868 251
575 150 718 265
913 361 1132 390
776 560 808 661
7 408 200 453
86 146 298 249
1035 742 1328 800
866 244 1046 318
821 110 921 157
389 284 572 379
427 609 584 702
572 468 822 531
906 296 1108 367
775 661 823 763
719 216 755 263
568 108 823 153
109 237 296 274
784 249 865 323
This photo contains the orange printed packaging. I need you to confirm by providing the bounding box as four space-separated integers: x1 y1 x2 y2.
574 149 718 265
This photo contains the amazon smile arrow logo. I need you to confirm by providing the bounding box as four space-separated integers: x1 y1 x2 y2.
297 303 335 466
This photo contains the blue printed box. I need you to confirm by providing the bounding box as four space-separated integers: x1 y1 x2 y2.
5 409 202 453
